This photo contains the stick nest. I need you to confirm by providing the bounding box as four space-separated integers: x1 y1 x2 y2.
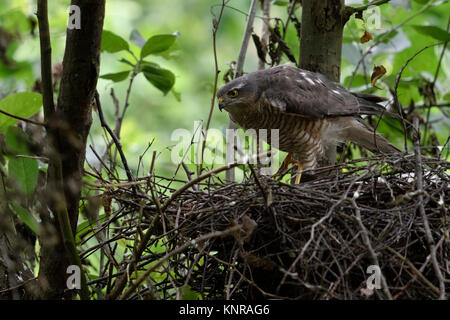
84 153 449 300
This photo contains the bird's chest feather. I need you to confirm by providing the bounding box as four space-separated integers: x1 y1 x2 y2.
232 105 322 142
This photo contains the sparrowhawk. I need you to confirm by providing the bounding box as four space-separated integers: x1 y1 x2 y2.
217 65 400 183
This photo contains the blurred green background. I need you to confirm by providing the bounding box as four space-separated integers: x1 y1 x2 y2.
0 0 449 182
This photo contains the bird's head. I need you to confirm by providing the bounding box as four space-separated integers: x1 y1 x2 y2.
216 76 258 113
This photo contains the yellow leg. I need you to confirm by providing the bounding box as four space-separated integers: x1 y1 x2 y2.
273 153 304 184
293 161 303 184
272 153 293 178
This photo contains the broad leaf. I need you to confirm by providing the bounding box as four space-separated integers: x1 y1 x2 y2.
141 34 177 58
139 60 160 69
10 203 40 236
119 58 135 67
171 88 182 102
411 25 450 41
101 30 129 53
0 92 42 132
100 70 131 82
272 0 289 6
141 64 175 95
6 127 38 195
7 157 38 195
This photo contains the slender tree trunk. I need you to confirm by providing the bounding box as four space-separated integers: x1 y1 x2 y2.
299 0 345 82
298 0 346 170
37 0 105 299
56 0 105 234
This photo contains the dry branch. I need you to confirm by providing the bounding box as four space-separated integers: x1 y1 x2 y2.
81 152 449 300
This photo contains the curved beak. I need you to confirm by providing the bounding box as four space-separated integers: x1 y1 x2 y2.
218 96 225 111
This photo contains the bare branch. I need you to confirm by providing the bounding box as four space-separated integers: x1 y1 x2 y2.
235 0 259 78
0 108 45 127
119 225 242 300
344 0 391 20
36 0 55 120
226 0 259 182
412 117 446 300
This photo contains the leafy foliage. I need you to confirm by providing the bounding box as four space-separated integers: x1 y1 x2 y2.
0 92 42 132
141 34 177 58
100 29 177 95
5 127 39 196
141 63 175 94
101 30 130 53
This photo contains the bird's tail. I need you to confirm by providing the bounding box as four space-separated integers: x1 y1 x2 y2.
344 118 400 154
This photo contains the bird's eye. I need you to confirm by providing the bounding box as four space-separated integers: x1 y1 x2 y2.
228 89 239 98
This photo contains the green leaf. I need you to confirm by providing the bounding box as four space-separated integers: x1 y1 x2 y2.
130 29 146 48
411 25 450 41
101 30 129 53
272 0 289 6
100 70 131 82
141 34 177 58
7 155 38 195
119 58 135 68
141 64 175 95
76 214 107 244
2 9 30 33
9 203 40 236
5 126 30 154
344 74 369 88
182 285 201 300
6 127 39 195
140 60 160 69
171 88 182 102
0 92 42 132
374 30 398 44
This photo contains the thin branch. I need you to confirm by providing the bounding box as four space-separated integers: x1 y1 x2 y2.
276 172 368 294
162 151 272 212
200 0 226 173
226 0 259 182
117 60 140 139
258 0 271 70
424 17 449 145
386 246 440 296
345 0 391 19
412 117 446 300
282 0 299 39
235 0 259 78
432 16 450 86
119 225 242 300
0 109 45 127
416 103 450 109
348 1 435 89
36 0 55 120
351 198 392 300
393 41 445 151
95 91 135 186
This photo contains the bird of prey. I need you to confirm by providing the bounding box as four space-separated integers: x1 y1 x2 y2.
217 64 400 183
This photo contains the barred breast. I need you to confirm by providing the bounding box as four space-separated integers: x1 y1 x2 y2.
231 104 331 170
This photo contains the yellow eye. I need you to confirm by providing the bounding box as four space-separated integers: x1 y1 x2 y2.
228 89 239 98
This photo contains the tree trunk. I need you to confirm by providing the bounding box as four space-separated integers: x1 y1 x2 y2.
299 0 345 82
298 0 346 171
37 0 105 299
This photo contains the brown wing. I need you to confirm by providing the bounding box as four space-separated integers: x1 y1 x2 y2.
254 65 389 119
